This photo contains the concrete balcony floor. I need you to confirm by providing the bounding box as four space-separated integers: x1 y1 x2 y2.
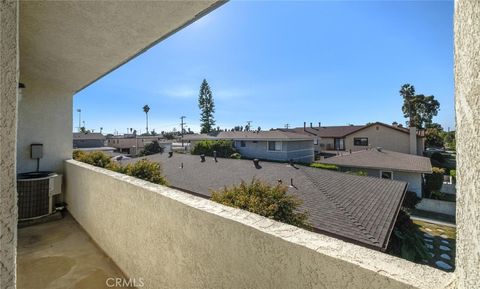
18 213 134 289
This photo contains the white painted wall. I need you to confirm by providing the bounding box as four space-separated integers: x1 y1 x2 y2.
65 160 452 289
17 88 72 173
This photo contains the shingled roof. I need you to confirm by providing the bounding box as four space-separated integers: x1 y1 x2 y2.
183 131 312 141
123 153 407 251
320 148 433 173
278 122 425 138
73 132 105 140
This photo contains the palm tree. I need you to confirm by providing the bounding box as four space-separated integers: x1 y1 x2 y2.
143 105 150 134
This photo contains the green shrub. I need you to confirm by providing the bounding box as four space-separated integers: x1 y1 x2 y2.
73 150 112 168
309 163 339 171
230 152 241 159
73 151 168 186
430 152 445 163
450 169 456 179
191 140 237 158
425 167 445 197
120 159 168 186
140 141 164 156
211 178 309 227
402 191 420 210
388 210 429 262
345 170 367 176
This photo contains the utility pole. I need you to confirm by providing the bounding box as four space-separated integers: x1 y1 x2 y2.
246 120 252 131
77 109 81 132
284 124 290 129
180 116 186 147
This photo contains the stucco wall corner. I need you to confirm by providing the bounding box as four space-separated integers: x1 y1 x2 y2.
0 0 18 288
454 0 480 288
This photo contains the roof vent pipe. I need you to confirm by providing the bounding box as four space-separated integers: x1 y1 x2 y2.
310 122 313 129
253 158 260 167
213 151 218 162
303 122 306 131
200 154 206 162
376 147 383 152
168 151 173 158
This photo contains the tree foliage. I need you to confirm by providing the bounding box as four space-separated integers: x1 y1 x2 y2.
141 141 164 156
425 123 445 148
400 84 440 129
191 140 236 158
143 104 150 134
211 178 309 227
388 210 429 262
198 79 215 133
425 167 446 197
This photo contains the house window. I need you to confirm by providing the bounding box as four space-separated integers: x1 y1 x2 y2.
268 141 282 151
380 171 393 180
354 137 368 146
240 141 246 147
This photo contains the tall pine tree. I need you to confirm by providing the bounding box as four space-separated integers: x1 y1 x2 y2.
198 79 215 133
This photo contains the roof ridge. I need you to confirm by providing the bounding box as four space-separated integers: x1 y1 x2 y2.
301 169 380 245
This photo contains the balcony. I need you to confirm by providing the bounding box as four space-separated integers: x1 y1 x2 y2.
18 215 133 289
15 160 452 289
1 0 479 288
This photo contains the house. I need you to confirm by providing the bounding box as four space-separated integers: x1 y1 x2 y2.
2 0 477 288
106 134 172 156
319 148 432 197
73 132 106 148
279 122 425 155
184 131 315 163
122 153 407 251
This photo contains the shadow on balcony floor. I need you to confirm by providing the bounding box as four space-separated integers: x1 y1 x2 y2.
18 213 134 289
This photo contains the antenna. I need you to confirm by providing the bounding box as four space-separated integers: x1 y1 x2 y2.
284 124 290 129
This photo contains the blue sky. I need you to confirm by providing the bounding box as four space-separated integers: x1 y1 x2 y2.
74 0 454 134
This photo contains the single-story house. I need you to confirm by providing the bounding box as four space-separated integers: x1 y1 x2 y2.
278 121 425 155
106 135 171 156
320 148 432 197
184 131 315 163
73 132 106 148
123 153 408 251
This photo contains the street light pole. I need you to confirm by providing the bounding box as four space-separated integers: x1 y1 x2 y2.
77 109 82 132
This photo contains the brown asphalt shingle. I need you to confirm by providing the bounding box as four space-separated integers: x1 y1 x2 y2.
123 153 407 251
320 148 433 173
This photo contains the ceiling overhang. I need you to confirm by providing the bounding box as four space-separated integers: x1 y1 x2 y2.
19 0 225 94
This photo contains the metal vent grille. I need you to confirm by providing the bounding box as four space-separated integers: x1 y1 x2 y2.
17 179 50 220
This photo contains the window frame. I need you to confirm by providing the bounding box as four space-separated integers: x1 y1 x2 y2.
380 170 393 180
353 137 369 146
267 141 282 151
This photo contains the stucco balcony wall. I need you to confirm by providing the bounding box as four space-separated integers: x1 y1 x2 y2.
64 159 453 289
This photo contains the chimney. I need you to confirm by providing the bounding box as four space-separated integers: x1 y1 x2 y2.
213 151 218 162
303 122 306 131
200 154 206 162
409 127 417 155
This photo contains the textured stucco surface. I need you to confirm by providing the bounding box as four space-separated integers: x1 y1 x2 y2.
454 1 480 288
65 160 453 289
19 0 222 94
0 0 18 288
